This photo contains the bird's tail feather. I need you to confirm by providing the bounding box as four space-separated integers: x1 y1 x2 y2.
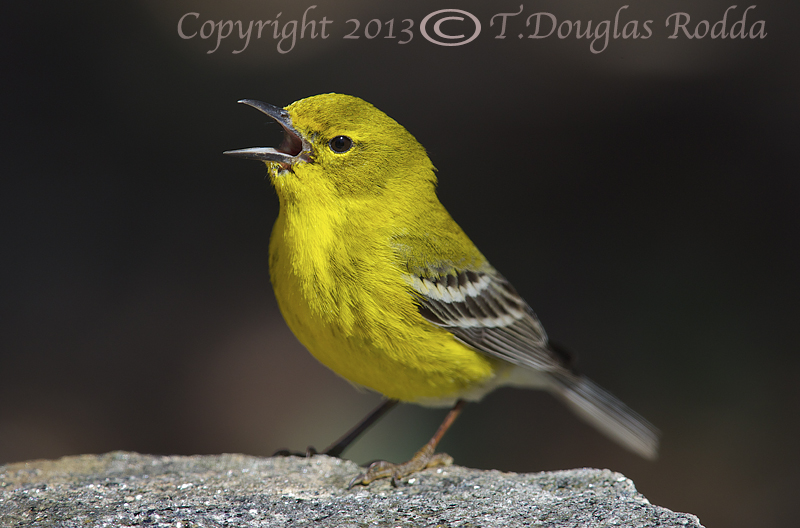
549 373 660 460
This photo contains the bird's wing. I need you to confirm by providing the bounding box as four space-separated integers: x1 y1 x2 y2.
402 267 569 373
402 266 661 460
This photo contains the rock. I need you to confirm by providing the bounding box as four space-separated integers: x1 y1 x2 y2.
0 452 703 527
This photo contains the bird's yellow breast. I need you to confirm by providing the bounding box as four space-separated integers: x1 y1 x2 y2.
268 203 499 404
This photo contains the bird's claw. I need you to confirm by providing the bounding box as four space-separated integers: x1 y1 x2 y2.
272 446 319 458
347 447 453 488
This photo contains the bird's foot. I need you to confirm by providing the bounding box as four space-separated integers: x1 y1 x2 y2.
272 446 319 458
348 444 453 488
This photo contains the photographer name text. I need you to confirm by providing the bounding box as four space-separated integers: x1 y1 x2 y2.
177 5 767 55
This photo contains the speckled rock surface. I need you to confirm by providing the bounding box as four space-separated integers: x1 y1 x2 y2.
0 452 703 527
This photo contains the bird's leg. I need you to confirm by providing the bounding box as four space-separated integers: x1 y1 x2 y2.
349 399 466 487
322 399 398 457
273 399 398 458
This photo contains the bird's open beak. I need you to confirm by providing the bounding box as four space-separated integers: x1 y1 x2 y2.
223 99 311 169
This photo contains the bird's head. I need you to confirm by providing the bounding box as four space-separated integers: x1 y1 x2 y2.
225 93 436 207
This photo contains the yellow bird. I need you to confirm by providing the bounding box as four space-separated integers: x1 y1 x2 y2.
224 94 659 486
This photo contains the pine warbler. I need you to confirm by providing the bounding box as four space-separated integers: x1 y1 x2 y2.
225 94 659 486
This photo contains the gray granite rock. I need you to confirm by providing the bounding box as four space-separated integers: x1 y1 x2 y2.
0 452 702 527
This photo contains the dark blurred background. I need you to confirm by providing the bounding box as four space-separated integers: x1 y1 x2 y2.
2 1 798 526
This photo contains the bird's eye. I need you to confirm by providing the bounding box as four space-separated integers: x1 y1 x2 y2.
329 135 353 153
